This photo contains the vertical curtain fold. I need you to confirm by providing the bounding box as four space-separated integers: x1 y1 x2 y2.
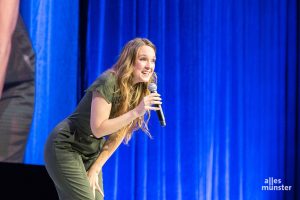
22 0 79 164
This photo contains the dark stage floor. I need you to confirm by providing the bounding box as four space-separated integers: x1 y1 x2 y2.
0 162 58 200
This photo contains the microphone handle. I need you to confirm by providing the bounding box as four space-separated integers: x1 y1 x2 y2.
156 104 166 127
150 90 166 127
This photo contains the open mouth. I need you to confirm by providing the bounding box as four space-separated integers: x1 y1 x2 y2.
142 71 151 76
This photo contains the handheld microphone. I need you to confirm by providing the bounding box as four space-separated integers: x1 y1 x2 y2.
148 83 166 127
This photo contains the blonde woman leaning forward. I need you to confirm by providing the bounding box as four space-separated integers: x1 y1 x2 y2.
44 38 162 200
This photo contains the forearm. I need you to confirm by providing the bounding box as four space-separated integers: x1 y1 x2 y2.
0 42 11 98
92 109 139 138
92 130 127 171
0 0 20 98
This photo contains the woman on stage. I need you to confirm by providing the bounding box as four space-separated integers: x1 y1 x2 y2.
44 38 162 200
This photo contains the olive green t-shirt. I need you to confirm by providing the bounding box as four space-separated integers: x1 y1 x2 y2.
68 71 119 136
57 71 120 157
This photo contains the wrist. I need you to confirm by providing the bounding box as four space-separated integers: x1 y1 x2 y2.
131 109 140 119
92 163 102 174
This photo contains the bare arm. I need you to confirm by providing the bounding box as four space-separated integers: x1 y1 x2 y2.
92 130 127 171
87 91 161 196
0 0 19 98
90 91 161 166
90 91 161 138
87 130 128 198
89 90 161 167
90 91 140 138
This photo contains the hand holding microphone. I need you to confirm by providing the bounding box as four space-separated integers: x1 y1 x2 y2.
133 83 166 127
148 83 166 127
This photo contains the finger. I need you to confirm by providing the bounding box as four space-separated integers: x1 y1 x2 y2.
89 178 92 187
146 95 161 102
93 185 95 198
151 97 162 100
96 183 104 197
150 100 162 105
148 93 161 97
95 182 100 192
99 188 105 197
145 106 160 110
96 186 105 197
147 98 162 104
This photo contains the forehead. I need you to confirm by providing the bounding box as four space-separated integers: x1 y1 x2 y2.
137 45 155 57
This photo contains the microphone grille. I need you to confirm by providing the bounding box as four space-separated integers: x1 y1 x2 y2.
148 83 157 92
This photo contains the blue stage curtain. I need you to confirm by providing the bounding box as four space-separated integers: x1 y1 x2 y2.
21 0 79 164
22 0 299 199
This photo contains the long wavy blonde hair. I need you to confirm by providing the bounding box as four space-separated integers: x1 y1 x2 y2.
111 38 157 143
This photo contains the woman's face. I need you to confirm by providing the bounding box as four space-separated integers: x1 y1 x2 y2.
132 45 156 84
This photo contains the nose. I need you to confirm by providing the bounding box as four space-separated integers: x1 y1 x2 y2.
145 61 151 69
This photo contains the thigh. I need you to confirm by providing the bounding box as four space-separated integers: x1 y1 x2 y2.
85 158 104 200
45 140 103 200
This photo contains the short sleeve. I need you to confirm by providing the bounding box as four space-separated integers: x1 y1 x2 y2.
85 72 116 103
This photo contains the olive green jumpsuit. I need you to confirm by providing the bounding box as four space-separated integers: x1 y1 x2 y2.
44 71 119 200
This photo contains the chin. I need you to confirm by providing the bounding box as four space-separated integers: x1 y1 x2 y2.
136 80 149 84
134 73 152 84
141 77 151 83
139 75 151 82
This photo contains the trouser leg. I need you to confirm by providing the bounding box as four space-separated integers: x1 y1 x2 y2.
44 133 104 200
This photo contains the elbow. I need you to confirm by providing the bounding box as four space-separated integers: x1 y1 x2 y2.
90 120 110 138
91 126 105 139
